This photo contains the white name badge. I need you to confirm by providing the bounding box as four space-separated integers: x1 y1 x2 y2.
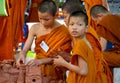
40 41 49 52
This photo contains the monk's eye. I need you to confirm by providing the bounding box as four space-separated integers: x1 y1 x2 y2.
78 24 82 26
39 18 42 20
69 23 74 26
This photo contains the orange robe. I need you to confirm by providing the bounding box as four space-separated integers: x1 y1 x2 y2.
0 0 27 60
97 14 120 67
67 27 112 83
28 0 42 22
35 25 72 81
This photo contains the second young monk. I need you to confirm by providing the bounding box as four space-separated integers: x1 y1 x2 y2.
62 0 84 26
53 11 112 83
17 0 72 82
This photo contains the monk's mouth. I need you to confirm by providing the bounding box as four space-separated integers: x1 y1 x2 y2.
71 31 78 35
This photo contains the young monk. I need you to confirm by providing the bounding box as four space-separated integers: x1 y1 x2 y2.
61 0 86 77
17 0 72 82
53 10 112 83
28 0 43 22
90 5 120 67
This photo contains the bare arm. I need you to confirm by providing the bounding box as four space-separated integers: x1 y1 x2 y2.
20 26 35 56
53 55 88 76
100 37 107 51
26 58 53 66
16 26 35 65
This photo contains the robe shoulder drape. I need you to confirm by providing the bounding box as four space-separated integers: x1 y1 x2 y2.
86 27 112 83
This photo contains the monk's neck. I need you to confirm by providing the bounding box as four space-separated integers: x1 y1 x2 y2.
72 35 86 45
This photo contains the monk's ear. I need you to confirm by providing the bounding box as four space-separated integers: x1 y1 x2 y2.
96 13 104 18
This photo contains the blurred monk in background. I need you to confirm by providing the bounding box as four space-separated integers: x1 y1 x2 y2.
83 0 118 67
90 5 120 67
0 0 27 60
28 0 43 22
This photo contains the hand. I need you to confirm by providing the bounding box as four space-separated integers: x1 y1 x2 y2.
26 59 41 66
49 51 58 58
16 54 25 67
53 55 66 66
49 50 71 62
56 50 71 62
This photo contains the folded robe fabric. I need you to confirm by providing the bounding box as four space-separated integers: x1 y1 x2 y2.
34 25 72 80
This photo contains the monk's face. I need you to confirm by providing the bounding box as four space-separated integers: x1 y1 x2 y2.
91 16 102 23
38 11 55 28
91 13 105 23
63 10 70 26
68 16 88 38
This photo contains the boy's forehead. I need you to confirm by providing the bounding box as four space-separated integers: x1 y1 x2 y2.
70 16 84 20
69 16 85 23
38 12 53 17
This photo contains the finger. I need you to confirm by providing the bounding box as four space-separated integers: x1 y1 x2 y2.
16 59 22 66
26 60 34 66
53 60 57 65
22 60 25 64
16 61 20 67
53 58 57 63
19 59 24 64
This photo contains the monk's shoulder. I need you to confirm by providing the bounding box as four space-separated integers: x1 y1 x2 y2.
54 21 66 30
29 23 43 36
72 40 89 58
75 40 88 49
31 23 41 30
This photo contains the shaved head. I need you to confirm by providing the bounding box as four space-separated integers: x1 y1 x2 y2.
90 5 108 18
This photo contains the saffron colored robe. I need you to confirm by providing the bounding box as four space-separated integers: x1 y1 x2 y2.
97 14 120 67
35 25 72 80
0 0 27 60
67 27 112 83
